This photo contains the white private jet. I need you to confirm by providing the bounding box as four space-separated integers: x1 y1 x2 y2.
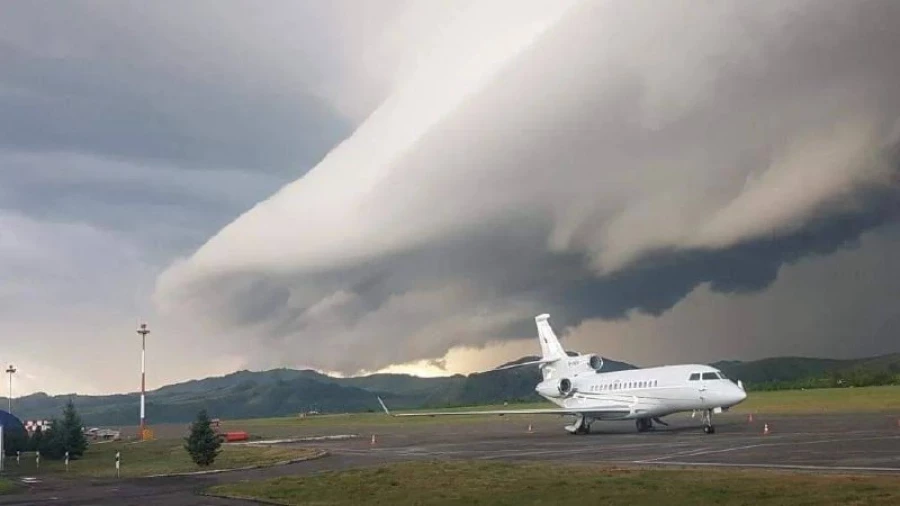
378 313 747 435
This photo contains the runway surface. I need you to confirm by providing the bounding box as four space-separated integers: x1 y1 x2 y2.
2 413 898 505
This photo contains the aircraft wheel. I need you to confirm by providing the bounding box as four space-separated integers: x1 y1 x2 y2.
703 424 715 434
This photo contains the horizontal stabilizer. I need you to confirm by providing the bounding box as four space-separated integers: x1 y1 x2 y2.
492 358 554 371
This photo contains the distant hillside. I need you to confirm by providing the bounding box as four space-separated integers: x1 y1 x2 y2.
712 353 900 389
4 352 896 425
0 355 637 425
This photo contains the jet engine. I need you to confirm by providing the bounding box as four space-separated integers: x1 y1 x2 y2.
565 354 603 374
535 377 576 398
558 378 573 395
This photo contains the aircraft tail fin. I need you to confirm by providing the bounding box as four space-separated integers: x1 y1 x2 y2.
488 314 568 379
535 313 566 361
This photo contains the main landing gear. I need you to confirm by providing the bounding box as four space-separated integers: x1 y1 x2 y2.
635 417 669 433
566 414 593 435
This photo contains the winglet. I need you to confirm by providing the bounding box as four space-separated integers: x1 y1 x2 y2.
377 396 392 416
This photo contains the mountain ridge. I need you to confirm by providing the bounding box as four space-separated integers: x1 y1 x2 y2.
4 352 897 425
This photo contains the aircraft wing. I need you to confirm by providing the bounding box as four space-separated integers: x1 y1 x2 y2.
376 397 629 418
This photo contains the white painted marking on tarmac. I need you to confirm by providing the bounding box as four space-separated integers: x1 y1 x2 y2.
231 434 359 445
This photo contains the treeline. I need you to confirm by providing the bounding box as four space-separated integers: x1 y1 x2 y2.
746 369 900 391
3 399 88 460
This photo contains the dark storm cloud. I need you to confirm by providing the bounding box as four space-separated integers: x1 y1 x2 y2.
155 0 900 374
0 1 411 394
0 2 353 172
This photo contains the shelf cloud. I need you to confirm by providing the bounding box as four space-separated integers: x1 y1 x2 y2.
155 0 900 374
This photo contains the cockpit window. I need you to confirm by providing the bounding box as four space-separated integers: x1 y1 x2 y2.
689 373 700 381
717 372 728 379
701 372 719 380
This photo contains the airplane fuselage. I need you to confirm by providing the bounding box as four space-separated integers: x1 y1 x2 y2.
536 363 747 421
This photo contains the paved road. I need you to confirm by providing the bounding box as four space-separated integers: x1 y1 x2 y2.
2 412 899 505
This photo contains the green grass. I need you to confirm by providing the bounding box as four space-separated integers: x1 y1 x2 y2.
1 440 321 479
228 386 900 438
208 460 900 506
0 477 17 495
731 385 900 415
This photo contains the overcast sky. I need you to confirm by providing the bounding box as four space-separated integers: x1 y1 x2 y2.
2 1 899 397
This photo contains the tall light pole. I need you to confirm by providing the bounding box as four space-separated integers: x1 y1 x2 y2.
5 365 15 413
137 323 150 440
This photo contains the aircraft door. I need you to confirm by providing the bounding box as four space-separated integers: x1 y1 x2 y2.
689 372 705 404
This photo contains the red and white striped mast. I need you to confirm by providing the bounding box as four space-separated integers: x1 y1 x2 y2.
137 323 150 440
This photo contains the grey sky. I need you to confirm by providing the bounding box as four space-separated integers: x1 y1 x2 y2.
2 1 899 395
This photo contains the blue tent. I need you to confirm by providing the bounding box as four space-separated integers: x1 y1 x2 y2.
0 409 25 433
0 409 27 455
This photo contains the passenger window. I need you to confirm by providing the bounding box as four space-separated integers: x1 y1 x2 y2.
689 373 700 381
702 372 718 380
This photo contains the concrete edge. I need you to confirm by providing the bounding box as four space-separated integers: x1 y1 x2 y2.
202 491 291 506
142 449 330 478
229 434 359 446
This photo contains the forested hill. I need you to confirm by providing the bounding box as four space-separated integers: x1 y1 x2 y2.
4 352 898 425
712 353 900 390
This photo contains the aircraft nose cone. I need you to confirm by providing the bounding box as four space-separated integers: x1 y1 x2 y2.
733 385 747 404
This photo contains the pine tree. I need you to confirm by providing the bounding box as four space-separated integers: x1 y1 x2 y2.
42 399 88 460
61 399 88 458
184 409 221 466
41 418 64 459
28 425 43 452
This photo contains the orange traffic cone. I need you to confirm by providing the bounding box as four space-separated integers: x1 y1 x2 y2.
763 423 769 435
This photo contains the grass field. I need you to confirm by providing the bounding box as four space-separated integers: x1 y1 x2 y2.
208 460 900 506
0 440 321 479
221 385 900 438
0 478 16 495
731 385 900 415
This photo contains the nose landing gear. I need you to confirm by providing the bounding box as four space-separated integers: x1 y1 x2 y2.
701 409 716 434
